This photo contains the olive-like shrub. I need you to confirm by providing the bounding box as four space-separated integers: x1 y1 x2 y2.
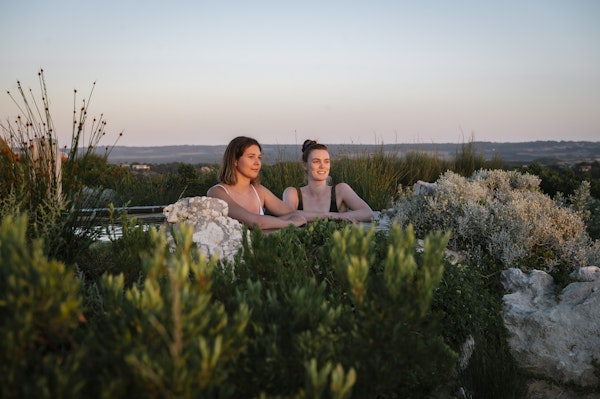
392 169 600 272
0 214 87 398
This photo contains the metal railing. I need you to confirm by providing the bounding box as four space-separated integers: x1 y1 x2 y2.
78 205 167 224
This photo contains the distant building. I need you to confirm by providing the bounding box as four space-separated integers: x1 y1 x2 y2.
131 164 151 171
119 163 151 172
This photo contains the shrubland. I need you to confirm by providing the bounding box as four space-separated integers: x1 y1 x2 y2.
392 170 600 276
2 71 599 398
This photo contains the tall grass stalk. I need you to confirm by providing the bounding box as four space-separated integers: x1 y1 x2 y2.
261 161 305 198
453 140 486 177
1 69 122 263
398 150 447 186
332 146 406 210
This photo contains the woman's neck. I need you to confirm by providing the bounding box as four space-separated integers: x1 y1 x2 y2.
306 179 329 195
225 177 252 193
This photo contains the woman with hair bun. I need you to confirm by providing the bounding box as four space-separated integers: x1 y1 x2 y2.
282 139 373 223
207 136 307 229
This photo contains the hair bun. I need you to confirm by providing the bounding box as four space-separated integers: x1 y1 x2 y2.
302 139 317 153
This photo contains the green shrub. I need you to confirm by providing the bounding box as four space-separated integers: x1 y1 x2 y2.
2 208 516 397
74 208 158 287
393 169 599 274
81 223 250 398
586 197 600 240
332 225 456 398
567 180 600 240
119 165 219 206
518 164 600 240
63 153 134 205
212 220 457 398
433 259 527 398
123 172 184 206
517 162 582 198
210 223 345 397
0 214 87 398
5 71 584 398
80 221 354 399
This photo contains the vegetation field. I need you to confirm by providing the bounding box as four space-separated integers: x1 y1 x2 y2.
2 72 600 398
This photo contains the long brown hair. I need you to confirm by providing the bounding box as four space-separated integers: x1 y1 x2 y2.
218 136 262 185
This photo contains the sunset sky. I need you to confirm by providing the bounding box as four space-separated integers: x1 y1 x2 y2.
1 0 599 147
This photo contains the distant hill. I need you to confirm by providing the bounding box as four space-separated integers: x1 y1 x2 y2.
104 141 600 165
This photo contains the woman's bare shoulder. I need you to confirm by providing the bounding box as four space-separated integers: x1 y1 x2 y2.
335 182 354 194
282 186 299 196
207 184 227 197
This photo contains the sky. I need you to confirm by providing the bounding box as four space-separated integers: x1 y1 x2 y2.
1 0 599 147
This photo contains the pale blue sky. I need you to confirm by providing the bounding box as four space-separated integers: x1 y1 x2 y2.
1 0 599 147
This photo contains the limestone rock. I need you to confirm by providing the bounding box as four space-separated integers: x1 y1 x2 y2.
414 180 437 196
525 379 600 399
163 196 244 263
571 265 600 282
502 267 600 388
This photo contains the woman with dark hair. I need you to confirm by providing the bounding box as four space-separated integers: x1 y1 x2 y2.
282 139 373 222
207 136 306 229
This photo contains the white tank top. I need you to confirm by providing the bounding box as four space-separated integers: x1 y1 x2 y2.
216 184 265 215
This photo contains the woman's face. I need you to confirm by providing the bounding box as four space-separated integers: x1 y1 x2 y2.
235 144 262 181
305 148 330 182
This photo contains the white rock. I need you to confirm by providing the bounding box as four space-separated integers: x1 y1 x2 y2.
414 180 437 196
570 266 600 282
163 196 245 263
502 268 600 387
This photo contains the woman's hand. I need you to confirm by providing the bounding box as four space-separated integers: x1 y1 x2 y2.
321 212 357 223
280 212 307 227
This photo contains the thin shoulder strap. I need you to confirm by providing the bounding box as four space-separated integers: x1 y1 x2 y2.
330 184 338 212
295 187 303 210
250 185 263 212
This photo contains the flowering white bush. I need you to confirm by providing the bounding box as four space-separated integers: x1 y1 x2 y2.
392 169 599 271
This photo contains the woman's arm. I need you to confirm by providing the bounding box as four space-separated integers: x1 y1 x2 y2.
282 186 300 210
207 185 306 229
334 183 374 222
282 184 373 223
260 185 299 216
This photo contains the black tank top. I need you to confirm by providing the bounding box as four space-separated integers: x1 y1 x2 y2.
296 185 338 212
